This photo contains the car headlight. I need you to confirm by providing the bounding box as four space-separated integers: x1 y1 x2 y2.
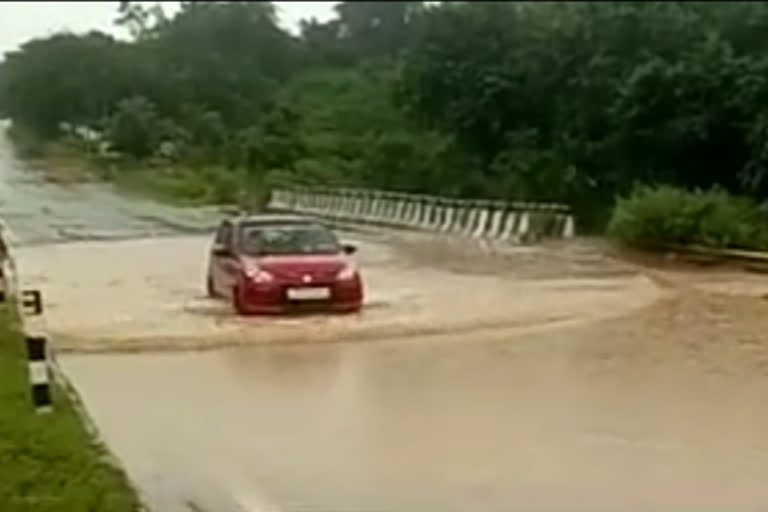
245 265 274 283
337 263 358 281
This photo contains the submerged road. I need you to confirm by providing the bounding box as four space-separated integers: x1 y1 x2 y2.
4 125 768 511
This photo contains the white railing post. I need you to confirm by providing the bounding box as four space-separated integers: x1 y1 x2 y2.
441 203 455 232
563 214 576 238
463 203 479 237
516 210 531 240
420 197 435 230
488 202 505 239
473 202 491 238
501 210 518 241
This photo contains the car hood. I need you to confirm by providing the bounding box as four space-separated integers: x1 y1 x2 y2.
243 254 349 279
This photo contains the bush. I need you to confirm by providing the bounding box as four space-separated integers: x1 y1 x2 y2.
607 185 768 251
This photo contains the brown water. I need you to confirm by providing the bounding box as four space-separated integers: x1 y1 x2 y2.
14 231 661 353
17 230 768 512
60 288 768 512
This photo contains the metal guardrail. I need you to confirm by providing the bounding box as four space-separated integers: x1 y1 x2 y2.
268 186 576 243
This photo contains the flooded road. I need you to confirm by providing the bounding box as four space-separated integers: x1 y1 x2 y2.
14 233 659 353
62 297 768 511
5 124 768 510
0 121 221 246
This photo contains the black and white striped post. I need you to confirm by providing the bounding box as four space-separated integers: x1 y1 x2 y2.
21 288 51 413
21 289 43 316
26 335 52 413
0 266 6 303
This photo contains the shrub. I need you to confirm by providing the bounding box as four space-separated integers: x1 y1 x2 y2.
607 185 768 251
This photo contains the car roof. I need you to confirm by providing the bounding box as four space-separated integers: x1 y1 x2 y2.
227 214 320 226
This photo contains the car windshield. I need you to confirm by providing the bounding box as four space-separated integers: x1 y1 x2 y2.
239 222 340 256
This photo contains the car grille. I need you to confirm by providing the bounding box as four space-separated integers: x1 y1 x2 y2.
271 269 338 283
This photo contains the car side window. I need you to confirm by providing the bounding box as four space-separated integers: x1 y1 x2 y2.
215 221 233 249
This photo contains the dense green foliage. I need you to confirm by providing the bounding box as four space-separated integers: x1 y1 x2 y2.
608 185 768 251
2 1 768 236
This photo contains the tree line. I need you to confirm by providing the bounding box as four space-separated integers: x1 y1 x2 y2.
2 1 768 230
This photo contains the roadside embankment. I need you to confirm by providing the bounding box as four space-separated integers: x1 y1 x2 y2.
0 228 142 512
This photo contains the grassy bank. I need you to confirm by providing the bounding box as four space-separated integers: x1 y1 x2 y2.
106 163 252 207
0 307 141 512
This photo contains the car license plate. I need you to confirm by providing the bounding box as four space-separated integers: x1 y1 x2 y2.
287 287 330 300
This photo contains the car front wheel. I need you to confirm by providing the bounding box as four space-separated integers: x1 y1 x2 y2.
232 286 249 315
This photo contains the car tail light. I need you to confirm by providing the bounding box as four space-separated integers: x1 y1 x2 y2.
337 263 358 281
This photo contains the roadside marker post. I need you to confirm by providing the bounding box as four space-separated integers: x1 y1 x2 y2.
20 289 52 413
21 289 43 316
0 227 55 414
0 266 5 303
26 335 53 414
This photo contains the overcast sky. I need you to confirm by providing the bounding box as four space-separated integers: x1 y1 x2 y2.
0 1 338 57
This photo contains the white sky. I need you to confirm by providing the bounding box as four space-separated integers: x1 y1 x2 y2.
0 1 338 57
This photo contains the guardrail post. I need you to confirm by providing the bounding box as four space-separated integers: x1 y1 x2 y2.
324 188 336 217
471 201 490 238
563 214 576 238
463 202 479 237
409 196 423 227
358 190 371 219
394 195 408 225
401 197 415 226
516 209 531 241
441 200 456 232
500 209 518 241
353 190 363 217
380 192 394 221
487 201 506 239
420 197 436 230
380 191 393 221
338 189 349 218
366 191 378 221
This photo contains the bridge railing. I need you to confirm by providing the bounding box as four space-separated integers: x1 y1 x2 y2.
268 186 575 242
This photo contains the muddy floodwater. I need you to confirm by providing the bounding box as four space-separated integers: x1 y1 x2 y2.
15 233 660 353
5 126 768 511
26 233 768 512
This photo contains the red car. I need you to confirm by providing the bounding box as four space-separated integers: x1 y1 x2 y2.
205 215 364 315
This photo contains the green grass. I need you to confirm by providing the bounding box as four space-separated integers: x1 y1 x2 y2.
109 163 272 211
102 161 250 207
0 307 141 512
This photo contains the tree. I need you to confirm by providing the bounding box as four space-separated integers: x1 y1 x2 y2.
397 1 768 220
4 0 768 226
106 96 162 158
0 31 128 136
114 1 168 41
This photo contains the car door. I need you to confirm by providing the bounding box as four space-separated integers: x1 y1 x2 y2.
210 221 236 296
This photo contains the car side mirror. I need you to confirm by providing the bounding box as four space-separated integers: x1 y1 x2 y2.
341 243 357 255
212 244 231 257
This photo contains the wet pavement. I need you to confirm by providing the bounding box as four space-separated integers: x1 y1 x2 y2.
60 286 768 512
0 121 221 247
4 124 768 511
